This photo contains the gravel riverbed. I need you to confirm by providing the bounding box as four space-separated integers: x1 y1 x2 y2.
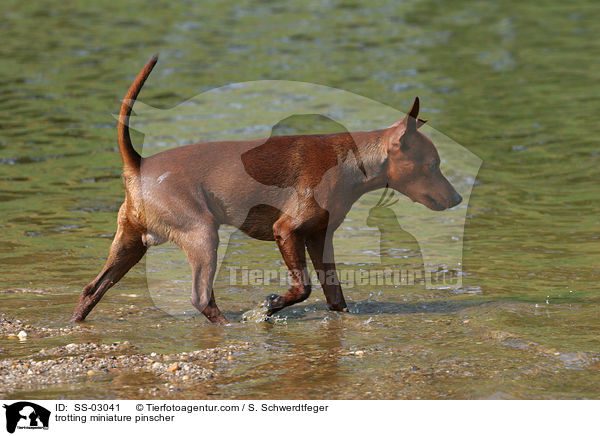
0 313 250 397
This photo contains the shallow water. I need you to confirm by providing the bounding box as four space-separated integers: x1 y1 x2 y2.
1 0 599 399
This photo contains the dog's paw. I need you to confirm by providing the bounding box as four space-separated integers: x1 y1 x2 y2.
263 294 280 311
327 305 349 312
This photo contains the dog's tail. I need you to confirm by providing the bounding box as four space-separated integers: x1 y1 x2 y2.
118 54 158 173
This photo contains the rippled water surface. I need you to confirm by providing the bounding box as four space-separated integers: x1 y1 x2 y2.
1 0 599 399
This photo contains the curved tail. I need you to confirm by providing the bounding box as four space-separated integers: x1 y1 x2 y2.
118 54 158 172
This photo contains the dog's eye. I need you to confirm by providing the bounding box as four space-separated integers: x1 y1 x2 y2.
427 162 439 171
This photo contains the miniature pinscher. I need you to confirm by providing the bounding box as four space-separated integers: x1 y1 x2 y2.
70 55 462 323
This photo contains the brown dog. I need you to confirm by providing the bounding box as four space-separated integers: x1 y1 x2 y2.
70 55 462 324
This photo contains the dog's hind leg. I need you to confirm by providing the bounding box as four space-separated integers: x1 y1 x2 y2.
180 221 228 324
70 205 146 322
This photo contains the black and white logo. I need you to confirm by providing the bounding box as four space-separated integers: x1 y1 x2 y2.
2 402 50 434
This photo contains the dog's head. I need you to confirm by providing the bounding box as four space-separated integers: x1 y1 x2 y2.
383 97 462 211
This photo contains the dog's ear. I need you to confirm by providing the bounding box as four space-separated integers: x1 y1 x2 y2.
388 97 426 152
408 96 419 118
406 97 419 132
390 97 425 130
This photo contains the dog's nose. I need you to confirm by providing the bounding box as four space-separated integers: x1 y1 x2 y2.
450 191 462 208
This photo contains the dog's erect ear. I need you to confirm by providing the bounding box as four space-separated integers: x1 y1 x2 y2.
389 97 426 152
408 97 419 118
390 97 425 131
406 97 419 132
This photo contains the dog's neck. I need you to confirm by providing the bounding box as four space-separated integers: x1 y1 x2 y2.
343 129 389 198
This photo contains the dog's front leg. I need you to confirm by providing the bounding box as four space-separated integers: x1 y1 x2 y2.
306 230 348 312
266 218 312 315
